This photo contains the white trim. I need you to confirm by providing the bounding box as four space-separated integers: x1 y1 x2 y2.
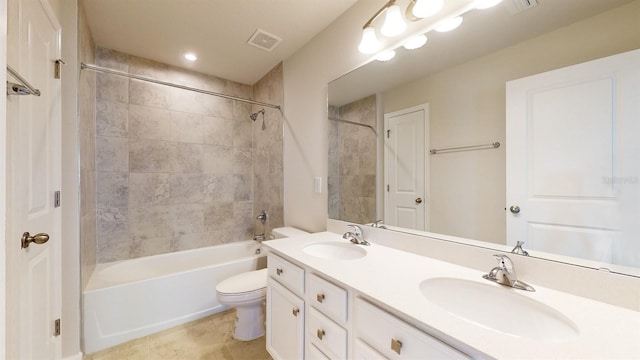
62 352 83 360
0 0 9 357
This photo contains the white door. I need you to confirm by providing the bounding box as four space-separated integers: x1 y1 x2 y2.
506 50 640 265
6 0 62 358
384 104 428 230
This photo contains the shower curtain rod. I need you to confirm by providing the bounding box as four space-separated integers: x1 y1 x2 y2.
328 116 377 135
80 63 281 110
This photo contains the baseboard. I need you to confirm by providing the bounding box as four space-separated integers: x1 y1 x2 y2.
63 352 83 360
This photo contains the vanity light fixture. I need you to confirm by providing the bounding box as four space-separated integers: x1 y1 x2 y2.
380 4 407 37
184 53 197 61
358 26 382 54
376 49 396 62
402 34 428 50
410 0 444 19
435 16 464 32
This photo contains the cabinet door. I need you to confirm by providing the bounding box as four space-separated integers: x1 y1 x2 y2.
266 278 305 360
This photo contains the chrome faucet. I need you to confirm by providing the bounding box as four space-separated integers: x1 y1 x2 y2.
343 224 370 246
371 220 387 229
483 255 535 292
510 241 529 256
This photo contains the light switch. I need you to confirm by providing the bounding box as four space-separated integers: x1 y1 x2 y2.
314 177 322 193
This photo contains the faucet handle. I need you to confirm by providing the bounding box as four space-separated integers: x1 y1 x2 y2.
347 224 362 236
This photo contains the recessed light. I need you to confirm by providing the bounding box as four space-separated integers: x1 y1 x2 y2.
184 53 197 61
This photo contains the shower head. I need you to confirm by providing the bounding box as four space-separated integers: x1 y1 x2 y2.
249 109 265 121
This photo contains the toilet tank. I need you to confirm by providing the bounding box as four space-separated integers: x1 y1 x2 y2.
272 227 310 239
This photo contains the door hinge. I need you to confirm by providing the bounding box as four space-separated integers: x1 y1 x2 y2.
54 319 61 336
54 191 61 208
387 129 391 138
54 59 66 79
387 184 390 192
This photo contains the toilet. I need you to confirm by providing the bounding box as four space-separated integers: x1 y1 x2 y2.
216 227 309 341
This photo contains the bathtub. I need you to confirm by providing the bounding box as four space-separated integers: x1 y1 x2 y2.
83 240 266 354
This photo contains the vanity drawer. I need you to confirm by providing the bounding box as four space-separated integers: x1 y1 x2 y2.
307 343 330 360
268 253 304 296
308 307 347 359
308 273 348 324
355 298 470 360
354 339 387 360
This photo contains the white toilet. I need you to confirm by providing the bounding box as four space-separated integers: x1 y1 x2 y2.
216 227 309 341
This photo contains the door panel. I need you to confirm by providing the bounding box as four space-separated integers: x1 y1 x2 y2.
384 104 428 230
506 50 639 265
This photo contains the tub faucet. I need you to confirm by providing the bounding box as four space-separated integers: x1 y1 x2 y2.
482 254 535 292
343 224 370 246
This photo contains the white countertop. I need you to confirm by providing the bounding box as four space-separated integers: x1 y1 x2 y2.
264 232 640 359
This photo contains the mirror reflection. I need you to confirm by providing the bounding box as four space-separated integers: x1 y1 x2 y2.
328 0 640 274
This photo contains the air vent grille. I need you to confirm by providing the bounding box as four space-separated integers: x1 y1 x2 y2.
505 0 538 15
247 29 282 52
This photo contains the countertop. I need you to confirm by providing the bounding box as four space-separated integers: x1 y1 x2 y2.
263 232 640 359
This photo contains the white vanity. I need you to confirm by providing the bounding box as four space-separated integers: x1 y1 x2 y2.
264 232 640 359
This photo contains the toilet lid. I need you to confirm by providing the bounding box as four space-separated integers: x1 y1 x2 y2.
216 268 268 294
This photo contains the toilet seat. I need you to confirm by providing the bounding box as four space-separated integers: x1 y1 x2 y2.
216 268 267 295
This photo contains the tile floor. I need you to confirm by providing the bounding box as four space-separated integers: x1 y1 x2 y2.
84 309 273 360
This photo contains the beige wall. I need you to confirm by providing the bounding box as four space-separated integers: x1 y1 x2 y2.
382 1 640 244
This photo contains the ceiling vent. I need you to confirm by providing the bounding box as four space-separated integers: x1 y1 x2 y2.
247 29 282 52
505 0 538 15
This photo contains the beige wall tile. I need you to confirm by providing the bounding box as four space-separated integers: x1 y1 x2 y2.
203 145 234 174
169 111 203 143
129 140 176 173
129 173 171 206
169 174 204 204
129 104 172 141
96 136 129 172
203 116 234 146
129 80 170 109
96 99 128 137
97 173 128 208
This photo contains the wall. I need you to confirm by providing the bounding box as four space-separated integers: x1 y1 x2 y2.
283 0 381 232
92 49 284 263
0 0 7 356
252 63 285 236
328 95 377 224
381 1 640 244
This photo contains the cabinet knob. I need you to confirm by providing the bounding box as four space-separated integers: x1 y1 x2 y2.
391 338 403 355
316 293 325 303
317 329 325 340
292 307 299 317
276 268 283 276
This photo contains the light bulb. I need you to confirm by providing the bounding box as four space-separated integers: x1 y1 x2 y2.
403 34 428 50
412 0 443 18
184 53 197 61
358 27 381 54
376 50 396 62
380 4 407 37
474 0 504 9
435 16 463 32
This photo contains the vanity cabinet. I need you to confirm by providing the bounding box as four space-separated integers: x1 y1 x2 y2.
266 254 305 360
355 298 471 359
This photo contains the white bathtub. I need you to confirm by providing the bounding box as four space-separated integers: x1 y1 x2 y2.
83 240 266 354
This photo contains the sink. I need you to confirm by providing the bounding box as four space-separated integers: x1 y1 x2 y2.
419 278 579 341
303 242 367 260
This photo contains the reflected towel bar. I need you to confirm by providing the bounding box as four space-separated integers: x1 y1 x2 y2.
430 141 500 155
329 116 377 135
80 63 281 110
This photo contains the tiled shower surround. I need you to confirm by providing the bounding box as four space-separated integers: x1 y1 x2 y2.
92 47 284 263
328 95 377 224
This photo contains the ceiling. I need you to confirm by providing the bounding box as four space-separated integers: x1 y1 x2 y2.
329 0 635 106
82 0 358 85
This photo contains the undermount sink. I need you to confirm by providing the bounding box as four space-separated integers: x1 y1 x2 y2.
419 278 579 341
303 242 367 260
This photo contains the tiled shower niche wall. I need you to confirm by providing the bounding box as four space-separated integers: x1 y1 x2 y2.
94 48 279 262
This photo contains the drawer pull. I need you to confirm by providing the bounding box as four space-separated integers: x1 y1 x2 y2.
276 268 284 276
316 293 325 303
292 307 299 317
391 338 403 355
317 329 325 340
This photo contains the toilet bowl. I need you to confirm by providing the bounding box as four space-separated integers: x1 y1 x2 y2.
216 227 309 341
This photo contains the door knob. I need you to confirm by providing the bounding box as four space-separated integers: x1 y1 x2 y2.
510 205 520 214
21 232 49 249
415 198 423 204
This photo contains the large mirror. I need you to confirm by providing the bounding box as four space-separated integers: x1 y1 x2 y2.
328 0 640 276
